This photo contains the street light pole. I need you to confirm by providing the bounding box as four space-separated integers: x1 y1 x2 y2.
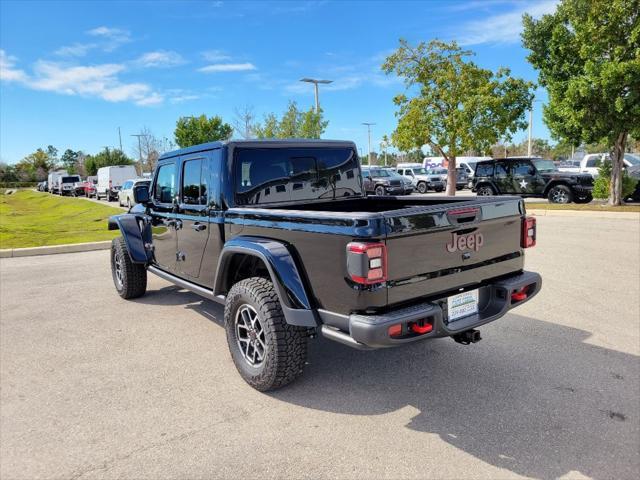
300 78 333 113
131 134 145 165
527 108 533 157
362 123 375 165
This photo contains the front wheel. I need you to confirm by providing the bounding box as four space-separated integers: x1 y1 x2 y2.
548 185 573 204
374 185 386 196
476 185 495 196
111 237 147 299
224 277 308 391
417 182 427 194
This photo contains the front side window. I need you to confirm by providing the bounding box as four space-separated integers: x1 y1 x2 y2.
154 163 176 203
235 147 360 205
585 158 598 168
412 168 427 175
182 159 207 205
532 159 557 172
511 160 536 176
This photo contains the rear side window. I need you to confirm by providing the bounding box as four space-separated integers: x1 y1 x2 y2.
182 159 207 205
234 147 360 205
154 163 176 203
475 163 494 177
495 162 508 178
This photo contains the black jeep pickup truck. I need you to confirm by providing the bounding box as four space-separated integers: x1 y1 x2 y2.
108 140 541 391
472 157 594 203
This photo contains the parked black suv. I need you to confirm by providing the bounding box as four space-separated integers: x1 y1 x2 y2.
472 157 594 203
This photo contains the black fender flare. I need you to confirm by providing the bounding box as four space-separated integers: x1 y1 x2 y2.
108 214 153 264
542 180 570 197
215 236 317 327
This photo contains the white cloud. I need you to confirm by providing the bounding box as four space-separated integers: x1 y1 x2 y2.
198 62 256 73
134 50 186 68
0 51 164 106
0 50 28 82
54 43 97 57
86 26 131 51
201 49 232 62
459 0 558 45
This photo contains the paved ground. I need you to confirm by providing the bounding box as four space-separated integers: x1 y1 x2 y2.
1 215 638 480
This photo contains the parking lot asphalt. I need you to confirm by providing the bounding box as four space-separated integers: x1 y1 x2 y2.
1 215 638 479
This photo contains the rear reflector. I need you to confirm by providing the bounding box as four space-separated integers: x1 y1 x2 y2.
388 324 402 337
346 242 387 285
521 216 536 248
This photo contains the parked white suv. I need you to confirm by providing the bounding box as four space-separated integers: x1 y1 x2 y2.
396 163 445 193
580 153 640 178
118 178 151 208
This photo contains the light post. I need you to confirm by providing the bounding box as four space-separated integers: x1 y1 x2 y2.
527 99 542 157
299 78 333 113
362 122 375 165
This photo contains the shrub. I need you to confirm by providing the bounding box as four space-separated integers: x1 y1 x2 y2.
592 161 636 200
0 182 38 188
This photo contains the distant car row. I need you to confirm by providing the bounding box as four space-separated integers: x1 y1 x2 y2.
558 152 640 177
361 163 471 196
38 165 150 208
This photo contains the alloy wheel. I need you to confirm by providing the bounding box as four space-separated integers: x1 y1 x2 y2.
235 304 267 367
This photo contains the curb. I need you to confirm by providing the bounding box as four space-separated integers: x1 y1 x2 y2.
527 208 640 219
0 241 112 259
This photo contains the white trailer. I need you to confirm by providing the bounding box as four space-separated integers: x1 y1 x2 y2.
47 170 68 194
96 165 138 201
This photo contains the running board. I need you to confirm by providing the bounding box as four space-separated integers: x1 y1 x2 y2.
147 265 225 304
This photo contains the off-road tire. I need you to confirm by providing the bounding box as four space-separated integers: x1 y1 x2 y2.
224 277 308 391
111 237 147 299
417 182 427 194
476 184 495 196
547 184 573 204
374 185 386 196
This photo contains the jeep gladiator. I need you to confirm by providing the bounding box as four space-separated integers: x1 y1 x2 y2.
108 140 541 391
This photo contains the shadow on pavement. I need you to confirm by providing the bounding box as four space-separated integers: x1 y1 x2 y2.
135 287 639 480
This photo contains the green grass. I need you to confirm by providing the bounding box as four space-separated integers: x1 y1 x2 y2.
0 190 124 249
527 202 640 212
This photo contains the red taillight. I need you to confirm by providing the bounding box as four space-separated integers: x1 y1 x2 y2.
346 241 387 285
521 216 536 248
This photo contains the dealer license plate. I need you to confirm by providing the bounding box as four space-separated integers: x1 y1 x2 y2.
447 289 479 322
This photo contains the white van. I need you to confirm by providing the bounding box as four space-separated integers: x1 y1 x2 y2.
47 170 68 195
96 165 138 201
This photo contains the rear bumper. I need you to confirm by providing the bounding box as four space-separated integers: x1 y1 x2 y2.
319 270 541 349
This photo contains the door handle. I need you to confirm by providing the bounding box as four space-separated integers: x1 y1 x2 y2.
191 222 206 232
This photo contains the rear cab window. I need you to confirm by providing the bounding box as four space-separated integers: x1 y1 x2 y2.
234 147 360 205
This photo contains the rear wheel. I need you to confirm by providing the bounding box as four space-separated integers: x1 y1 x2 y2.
476 185 495 196
374 185 385 196
417 182 427 194
224 277 308 391
111 237 147 299
127 198 132 209
548 185 572 204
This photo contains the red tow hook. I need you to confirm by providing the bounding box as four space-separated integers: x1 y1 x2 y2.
511 287 529 302
410 321 433 334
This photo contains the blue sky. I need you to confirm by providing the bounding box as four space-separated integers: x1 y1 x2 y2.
0 0 557 163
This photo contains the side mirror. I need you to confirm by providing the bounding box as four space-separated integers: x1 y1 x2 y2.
133 184 150 205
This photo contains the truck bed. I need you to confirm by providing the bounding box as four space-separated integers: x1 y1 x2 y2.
225 195 526 315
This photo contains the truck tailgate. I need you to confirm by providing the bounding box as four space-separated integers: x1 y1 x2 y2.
384 198 524 306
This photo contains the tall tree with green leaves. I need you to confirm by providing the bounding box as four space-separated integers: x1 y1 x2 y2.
522 0 640 205
382 39 534 195
254 101 328 139
174 114 233 148
84 148 135 176
60 149 79 172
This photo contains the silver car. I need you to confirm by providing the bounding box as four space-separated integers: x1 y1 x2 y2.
118 178 151 208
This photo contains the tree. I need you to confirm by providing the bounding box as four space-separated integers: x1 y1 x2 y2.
132 127 167 172
382 39 534 195
254 101 328 139
232 105 256 139
174 115 233 148
522 0 640 205
60 149 79 172
84 148 135 176
15 148 56 181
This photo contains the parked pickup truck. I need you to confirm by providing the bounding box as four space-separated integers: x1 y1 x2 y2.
108 140 541 391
